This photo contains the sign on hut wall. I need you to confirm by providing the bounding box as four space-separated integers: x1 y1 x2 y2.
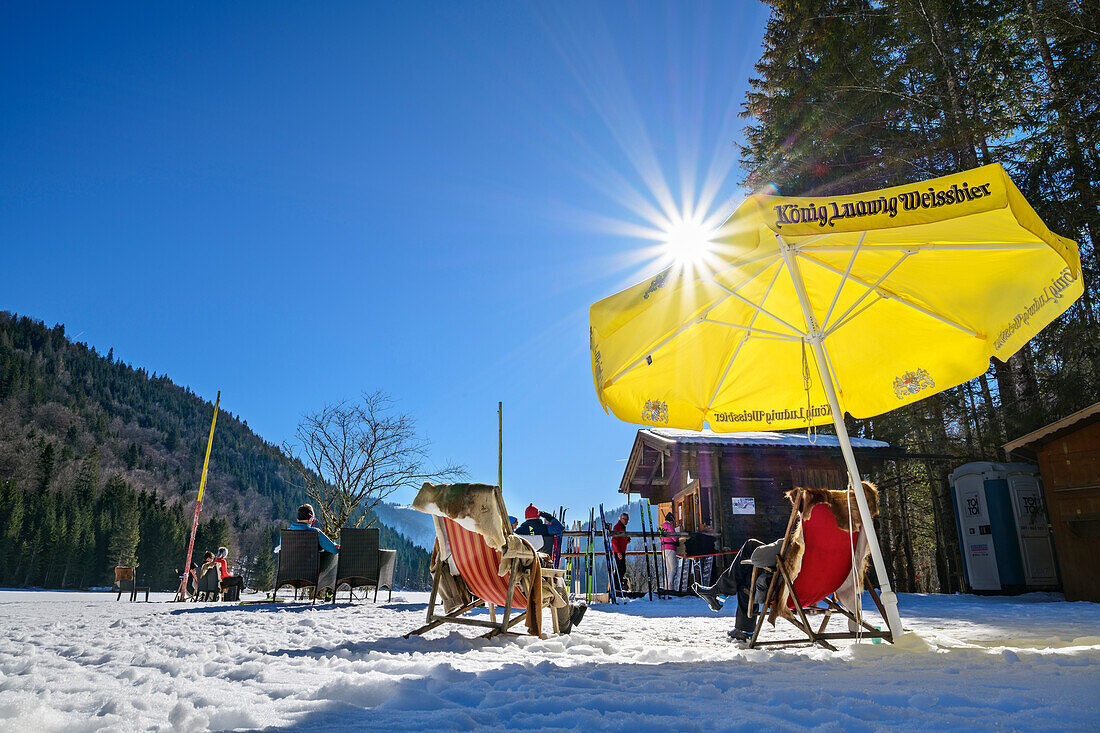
730 497 755 515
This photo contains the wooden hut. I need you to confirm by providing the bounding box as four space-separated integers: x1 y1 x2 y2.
1005 401 1100 602
620 428 895 552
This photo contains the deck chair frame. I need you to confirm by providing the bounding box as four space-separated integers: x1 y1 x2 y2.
404 486 568 640
747 489 893 651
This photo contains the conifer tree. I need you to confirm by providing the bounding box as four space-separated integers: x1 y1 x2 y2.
103 474 140 573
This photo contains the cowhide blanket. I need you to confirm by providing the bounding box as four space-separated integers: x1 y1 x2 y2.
414 482 555 636
774 482 879 620
412 482 509 550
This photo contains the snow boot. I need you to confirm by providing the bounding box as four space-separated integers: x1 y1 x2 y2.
570 602 588 629
727 628 751 643
692 582 723 612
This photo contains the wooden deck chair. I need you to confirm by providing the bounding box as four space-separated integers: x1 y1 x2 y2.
404 483 572 639
747 488 893 651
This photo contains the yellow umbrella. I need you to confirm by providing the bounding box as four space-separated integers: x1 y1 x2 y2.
590 163 1082 636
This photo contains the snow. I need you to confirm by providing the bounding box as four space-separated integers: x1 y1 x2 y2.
642 428 891 449
1 589 1097 731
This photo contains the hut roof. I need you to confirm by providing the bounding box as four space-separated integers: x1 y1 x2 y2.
1004 400 1100 454
639 428 890 450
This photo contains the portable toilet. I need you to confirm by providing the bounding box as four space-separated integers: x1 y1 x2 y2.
949 462 1059 593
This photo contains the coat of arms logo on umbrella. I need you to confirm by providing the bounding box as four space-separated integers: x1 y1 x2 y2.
893 369 935 399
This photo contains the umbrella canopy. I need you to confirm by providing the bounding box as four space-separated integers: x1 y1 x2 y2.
590 163 1082 637
591 164 1080 430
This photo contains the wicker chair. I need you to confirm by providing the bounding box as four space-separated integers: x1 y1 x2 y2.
334 528 375 602
377 549 396 602
274 530 337 604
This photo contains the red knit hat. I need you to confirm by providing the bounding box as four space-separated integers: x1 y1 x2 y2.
525 504 539 520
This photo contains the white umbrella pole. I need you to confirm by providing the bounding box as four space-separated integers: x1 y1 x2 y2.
779 237 904 638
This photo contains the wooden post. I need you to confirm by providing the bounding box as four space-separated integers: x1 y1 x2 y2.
498 401 503 491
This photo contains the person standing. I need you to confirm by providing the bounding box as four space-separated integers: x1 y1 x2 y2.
515 504 564 554
609 511 630 592
659 512 679 589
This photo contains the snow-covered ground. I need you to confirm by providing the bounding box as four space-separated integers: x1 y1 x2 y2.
0 589 1097 732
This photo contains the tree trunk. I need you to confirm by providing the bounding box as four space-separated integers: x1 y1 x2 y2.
992 357 1018 441
1024 0 1100 269
964 380 988 457
914 0 980 168
978 371 1003 451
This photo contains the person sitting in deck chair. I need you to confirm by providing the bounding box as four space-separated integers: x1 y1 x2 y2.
514 504 564 554
693 482 878 642
211 546 244 600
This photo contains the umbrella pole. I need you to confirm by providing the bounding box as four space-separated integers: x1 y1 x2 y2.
779 237 904 638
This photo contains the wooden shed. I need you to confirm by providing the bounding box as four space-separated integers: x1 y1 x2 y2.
620 428 895 552
1005 401 1100 602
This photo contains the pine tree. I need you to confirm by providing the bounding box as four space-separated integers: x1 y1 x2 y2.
251 529 276 592
103 474 140 573
37 441 55 493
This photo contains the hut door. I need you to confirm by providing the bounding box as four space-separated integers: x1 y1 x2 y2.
682 493 697 533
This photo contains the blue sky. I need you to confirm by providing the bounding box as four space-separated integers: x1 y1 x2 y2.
1 2 769 514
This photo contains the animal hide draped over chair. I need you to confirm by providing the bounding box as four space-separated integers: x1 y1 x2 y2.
413 482 566 637
413 482 508 549
774 482 879 619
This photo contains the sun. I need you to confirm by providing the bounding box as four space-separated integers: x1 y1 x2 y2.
662 218 715 266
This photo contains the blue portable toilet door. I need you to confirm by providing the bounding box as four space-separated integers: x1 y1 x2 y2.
953 472 1001 591
1006 472 1058 586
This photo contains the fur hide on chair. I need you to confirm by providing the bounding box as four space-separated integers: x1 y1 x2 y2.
413 482 508 549
774 482 879 619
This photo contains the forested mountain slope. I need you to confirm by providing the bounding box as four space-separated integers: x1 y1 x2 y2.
0 311 431 590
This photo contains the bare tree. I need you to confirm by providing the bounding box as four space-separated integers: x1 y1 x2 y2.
281 391 464 536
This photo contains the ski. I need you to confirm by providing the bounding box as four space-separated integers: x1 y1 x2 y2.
598 503 621 604
638 501 654 601
647 500 667 599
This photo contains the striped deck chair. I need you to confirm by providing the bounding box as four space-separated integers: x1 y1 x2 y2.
405 483 572 639
747 488 893 650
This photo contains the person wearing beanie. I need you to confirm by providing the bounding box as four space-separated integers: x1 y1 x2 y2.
287 503 340 554
608 512 631 592
515 503 564 553
281 503 339 600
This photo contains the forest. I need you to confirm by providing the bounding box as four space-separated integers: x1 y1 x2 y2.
0 312 431 591
740 0 1099 592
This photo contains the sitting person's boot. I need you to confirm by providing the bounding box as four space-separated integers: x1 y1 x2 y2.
727 627 751 643
569 601 588 629
692 582 723 612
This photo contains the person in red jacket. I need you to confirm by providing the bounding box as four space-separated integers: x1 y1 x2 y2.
212 546 244 599
609 512 631 592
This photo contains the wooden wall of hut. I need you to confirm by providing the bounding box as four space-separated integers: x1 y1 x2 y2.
714 451 850 551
